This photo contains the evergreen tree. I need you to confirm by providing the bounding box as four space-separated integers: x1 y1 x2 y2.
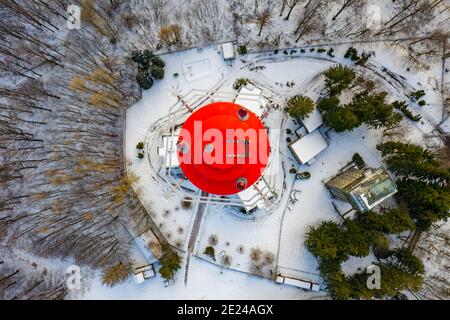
158 244 181 280
305 221 348 261
356 209 415 234
150 66 165 80
377 141 437 165
151 55 166 68
285 95 315 119
317 96 340 113
136 71 153 90
397 180 450 231
350 92 401 129
323 106 361 132
324 65 356 96
343 219 380 257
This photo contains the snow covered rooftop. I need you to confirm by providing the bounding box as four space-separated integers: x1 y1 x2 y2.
234 84 268 118
289 130 328 165
158 135 179 168
237 177 274 212
221 42 235 60
300 108 323 133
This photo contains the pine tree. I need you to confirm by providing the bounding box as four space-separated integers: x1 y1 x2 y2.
305 221 348 261
324 65 356 96
397 180 450 231
158 244 181 280
356 209 415 234
317 96 340 113
285 95 315 119
323 107 361 132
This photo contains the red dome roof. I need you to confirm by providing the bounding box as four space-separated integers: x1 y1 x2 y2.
177 102 270 195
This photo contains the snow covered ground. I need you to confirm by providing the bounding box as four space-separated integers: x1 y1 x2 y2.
81 256 326 300
94 42 446 300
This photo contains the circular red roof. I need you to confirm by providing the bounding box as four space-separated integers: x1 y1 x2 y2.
177 102 270 195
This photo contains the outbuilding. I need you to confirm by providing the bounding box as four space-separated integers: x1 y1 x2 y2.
288 130 328 165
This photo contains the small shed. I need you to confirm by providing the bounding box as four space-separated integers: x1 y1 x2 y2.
300 108 323 133
289 130 328 165
133 264 156 284
221 42 235 61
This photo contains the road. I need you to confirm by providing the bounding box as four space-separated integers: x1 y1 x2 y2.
184 191 209 285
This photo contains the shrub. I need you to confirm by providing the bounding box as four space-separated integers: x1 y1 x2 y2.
286 128 292 134
136 142 144 149
181 197 193 209
151 55 166 68
221 254 232 267
136 71 153 90
131 49 165 89
317 48 326 53
151 66 165 80
289 167 297 174
285 95 315 119
173 72 179 78
352 153 365 168
204 246 215 261
344 47 360 61
327 48 335 57
233 78 249 90
238 45 247 55
418 100 426 106
137 152 144 159
409 90 425 102
158 24 182 46
208 234 218 246
392 101 421 121
159 244 181 280
286 137 291 143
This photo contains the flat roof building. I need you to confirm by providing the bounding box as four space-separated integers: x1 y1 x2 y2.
289 130 328 165
221 42 235 61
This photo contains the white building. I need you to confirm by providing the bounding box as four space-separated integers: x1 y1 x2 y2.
289 130 328 165
158 134 180 168
300 108 323 133
221 42 235 61
234 84 268 118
